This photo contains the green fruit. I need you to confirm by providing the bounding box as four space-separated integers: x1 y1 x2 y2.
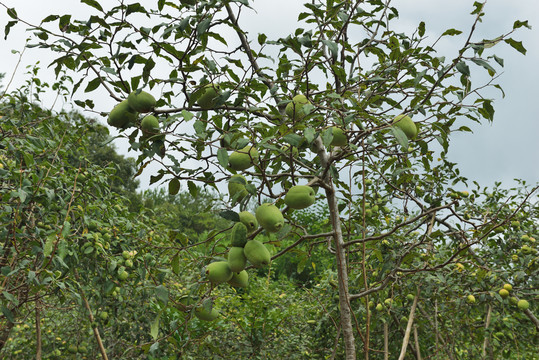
125 259 133 268
67 344 78 354
499 289 509 298
284 185 316 209
228 145 259 171
99 312 108 321
329 127 347 146
128 90 156 113
118 270 129 281
122 250 131 260
407 294 415 301
375 304 383 311
228 270 249 288
206 261 233 284
503 283 513 291
239 211 258 233
196 84 221 109
141 115 160 136
256 203 284 233
467 295 476 304
230 222 248 247
228 247 247 272
244 240 271 268
228 175 248 202
393 114 418 139
521 245 532 255
517 299 529 310
285 94 311 120
194 306 219 321
108 100 138 128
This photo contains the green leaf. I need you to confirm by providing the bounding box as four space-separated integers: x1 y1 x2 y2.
282 133 303 147
513 20 531 30
504 38 527 55
456 61 470 76
81 0 104 12
44 234 56 258
217 148 229 168
391 126 409 149
1 306 14 323
85 77 101 92
187 181 198 198
418 21 425 37
321 39 338 61
150 313 160 340
154 285 168 306
471 58 496 75
197 18 211 37
61 221 71 238
6 7 17 19
304 127 315 143
168 178 180 195
219 210 240 222
23 153 34 167
181 110 194 121
442 29 462 36
171 255 180 275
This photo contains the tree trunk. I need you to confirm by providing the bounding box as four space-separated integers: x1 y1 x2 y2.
326 182 356 360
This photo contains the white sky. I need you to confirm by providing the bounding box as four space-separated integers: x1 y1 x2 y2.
0 0 537 190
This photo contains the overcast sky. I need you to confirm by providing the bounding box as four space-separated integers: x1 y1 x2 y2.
1 0 537 191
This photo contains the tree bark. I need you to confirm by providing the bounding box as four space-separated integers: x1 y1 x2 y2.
326 180 356 359
398 288 420 360
35 304 42 360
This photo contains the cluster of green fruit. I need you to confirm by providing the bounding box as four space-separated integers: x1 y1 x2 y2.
108 90 162 141
194 186 318 321
498 283 531 310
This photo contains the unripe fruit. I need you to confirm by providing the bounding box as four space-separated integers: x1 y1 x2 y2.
284 185 316 209
256 203 284 233
100 312 108 321
196 84 221 109
206 261 233 284
239 211 258 233
329 127 347 146
228 247 247 272
376 304 383 311
108 100 138 128
285 94 311 120
194 306 219 321
393 114 418 139
228 145 259 171
128 90 156 113
517 299 529 310
467 295 476 304
228 270 248 288
503 283 512 291
118 270 129 281
499 289 509 298
141 115 160 137
244 240 271 268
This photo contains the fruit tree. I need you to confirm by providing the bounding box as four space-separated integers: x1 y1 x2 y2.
3 0 538 358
